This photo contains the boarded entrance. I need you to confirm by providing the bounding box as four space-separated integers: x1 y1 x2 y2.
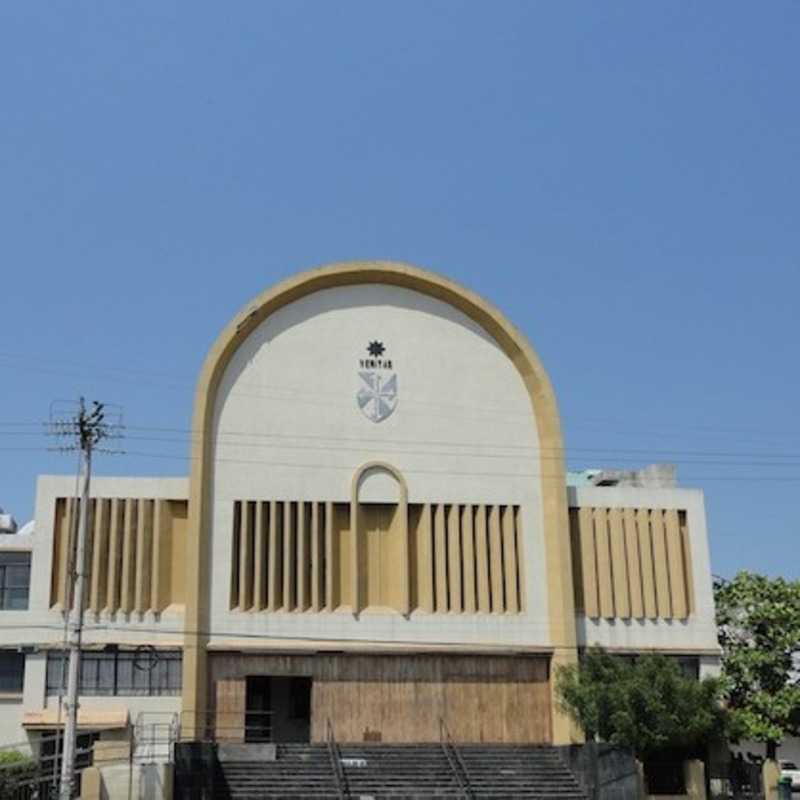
211 653 551 744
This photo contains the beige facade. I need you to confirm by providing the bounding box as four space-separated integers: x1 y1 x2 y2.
0 261 720 752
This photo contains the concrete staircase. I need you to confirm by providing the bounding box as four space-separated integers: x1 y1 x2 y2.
213 742 587 799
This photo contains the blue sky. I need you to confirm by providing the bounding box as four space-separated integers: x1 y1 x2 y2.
1 2 798 578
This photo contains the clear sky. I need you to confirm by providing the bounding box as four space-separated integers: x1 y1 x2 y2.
1 3 798 579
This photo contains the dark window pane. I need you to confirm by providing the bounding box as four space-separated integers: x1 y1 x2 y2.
45 649 182 697
46 654 66 693
0 553 31 610
0 652 25 692
0 553 31 565
116 655 134 694
6 588 29 609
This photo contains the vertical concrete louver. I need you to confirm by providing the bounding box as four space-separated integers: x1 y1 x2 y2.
229 500 526 615
570 506 693 620
50 497 187 614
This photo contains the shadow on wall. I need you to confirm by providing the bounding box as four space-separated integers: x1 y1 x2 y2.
556 743 641 800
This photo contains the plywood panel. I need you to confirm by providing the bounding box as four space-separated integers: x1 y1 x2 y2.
209 653 550 744
622 507 643 618
215 678 246 743
664 509 687 619
474 506 490 614
577 507 598 617
608 508 629 619
637 508 657 619
650 509 671 618
594 508 614 618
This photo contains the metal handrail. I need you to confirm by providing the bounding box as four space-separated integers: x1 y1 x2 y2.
178 709 275 743
439 718 474 800
326 718 349 800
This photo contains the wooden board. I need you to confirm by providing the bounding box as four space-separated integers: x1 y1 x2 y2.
208 652 551 744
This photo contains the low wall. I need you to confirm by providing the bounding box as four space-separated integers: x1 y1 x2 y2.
81 763 173 800
556 743 641 800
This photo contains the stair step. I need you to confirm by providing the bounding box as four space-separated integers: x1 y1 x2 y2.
207 743 586 799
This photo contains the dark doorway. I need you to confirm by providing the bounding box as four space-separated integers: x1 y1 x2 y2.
245 676 271 742
245 676 312 743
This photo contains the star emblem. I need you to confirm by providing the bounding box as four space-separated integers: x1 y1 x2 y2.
367 341 385 357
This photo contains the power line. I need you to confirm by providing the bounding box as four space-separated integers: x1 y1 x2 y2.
6 441 800 480
3 349 800 437
11 418 800 462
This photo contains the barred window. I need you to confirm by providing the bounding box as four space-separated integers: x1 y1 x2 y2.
0 651 25 693
46 650 181 696
0 552 30 610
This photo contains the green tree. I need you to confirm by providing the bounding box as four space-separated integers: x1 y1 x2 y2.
0 751 36 799
556 648 727 760
715 570 800 759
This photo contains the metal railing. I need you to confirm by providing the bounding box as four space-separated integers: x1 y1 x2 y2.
439 718 474 800
0 732 96 800
133 712 180 764
326 719 349 800
178 709 274 743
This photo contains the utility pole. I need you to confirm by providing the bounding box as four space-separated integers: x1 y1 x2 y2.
48 399 122 800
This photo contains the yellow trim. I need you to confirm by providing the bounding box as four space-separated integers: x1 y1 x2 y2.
182 260 575 742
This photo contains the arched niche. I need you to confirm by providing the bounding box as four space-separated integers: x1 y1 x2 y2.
350 462 409 616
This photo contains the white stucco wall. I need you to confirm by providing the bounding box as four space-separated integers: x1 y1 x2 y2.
569 485 719 654
208 283 550 648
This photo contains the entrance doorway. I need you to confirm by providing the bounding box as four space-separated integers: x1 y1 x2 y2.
245 676 311 743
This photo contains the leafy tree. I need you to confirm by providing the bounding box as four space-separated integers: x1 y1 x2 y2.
556 648 727 760
0 751 36 799
715 570 800 759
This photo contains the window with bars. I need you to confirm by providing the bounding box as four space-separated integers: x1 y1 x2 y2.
0 651 25 693
0 552 31 610
46 650 182 696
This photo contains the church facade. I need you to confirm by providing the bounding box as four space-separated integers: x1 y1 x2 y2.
0 261 719 750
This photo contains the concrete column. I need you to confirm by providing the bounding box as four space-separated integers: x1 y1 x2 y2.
763 759 781 800
684 759 706 800
80 766 102 800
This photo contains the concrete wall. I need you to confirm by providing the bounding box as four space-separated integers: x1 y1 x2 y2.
208 284 551 649
570 485 718 656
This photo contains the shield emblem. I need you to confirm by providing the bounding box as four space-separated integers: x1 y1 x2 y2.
357 371 398 423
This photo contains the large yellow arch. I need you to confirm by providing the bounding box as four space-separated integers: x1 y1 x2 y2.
181 260 577 743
